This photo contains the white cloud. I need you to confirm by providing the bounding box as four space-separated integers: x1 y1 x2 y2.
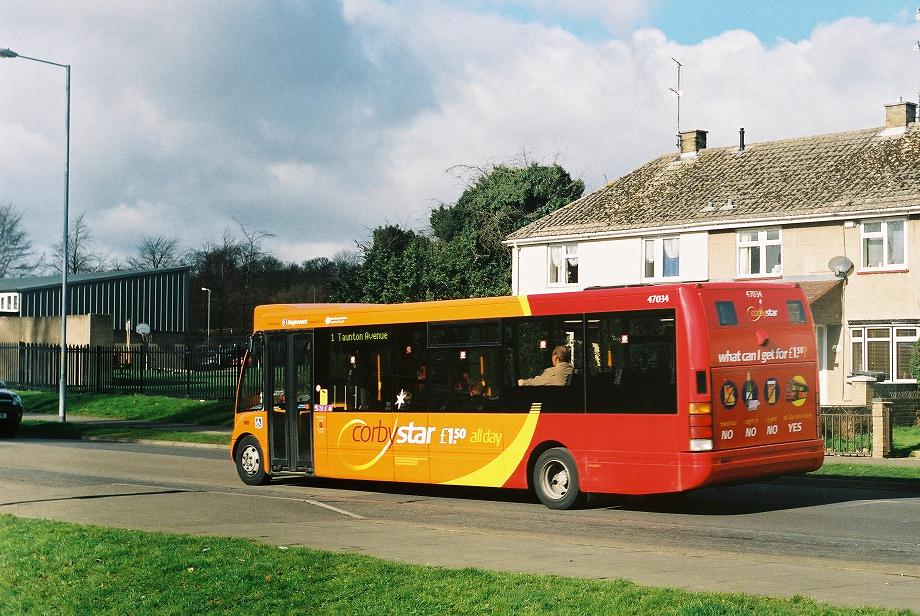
2 1 919 268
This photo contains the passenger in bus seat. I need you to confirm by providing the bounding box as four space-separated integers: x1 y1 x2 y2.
518 346 573 386
462 383 486 411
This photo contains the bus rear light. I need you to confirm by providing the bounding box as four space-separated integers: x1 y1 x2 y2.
689 414 712 427
690 426 713 440
689 402 711 415
690 438 713 452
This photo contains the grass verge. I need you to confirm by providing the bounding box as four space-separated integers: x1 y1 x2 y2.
17 390 233 426
0 515 911 616
809 463 920 481
17 420 229 446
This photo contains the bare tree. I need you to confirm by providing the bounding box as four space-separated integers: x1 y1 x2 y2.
127 235 182 269
50 212 106 274
0 202 39 278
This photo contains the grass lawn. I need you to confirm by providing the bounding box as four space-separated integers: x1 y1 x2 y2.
0 515 911 616
17 420 229 446
16 390 233 426
809 463 920 481
893 425 920 458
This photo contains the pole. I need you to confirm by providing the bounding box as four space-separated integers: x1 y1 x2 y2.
1 49 71 421
59 63 70 422
202 287 211 345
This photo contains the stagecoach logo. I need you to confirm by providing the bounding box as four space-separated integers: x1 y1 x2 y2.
325 316 348 325
281 318 309 327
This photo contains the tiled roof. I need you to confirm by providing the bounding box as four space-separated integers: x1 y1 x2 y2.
508 123 920 241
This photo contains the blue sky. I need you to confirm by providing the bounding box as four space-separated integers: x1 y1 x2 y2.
488 0 919 43
2 1 920 265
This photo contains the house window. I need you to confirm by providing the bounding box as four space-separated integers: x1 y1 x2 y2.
850 325 919 381
861 219 905 269
549 244 578 285
737 228 781 277
642 237 679 280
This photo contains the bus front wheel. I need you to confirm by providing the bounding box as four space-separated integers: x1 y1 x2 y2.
235 435 271 486
533 447 586 510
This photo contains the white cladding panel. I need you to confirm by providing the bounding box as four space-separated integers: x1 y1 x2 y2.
513 232 710 294
580 238 642 287
679 232 709 281
514 244 548 294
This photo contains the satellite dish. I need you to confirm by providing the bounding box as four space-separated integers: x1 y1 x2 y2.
827 256 854 278
136 323 151 335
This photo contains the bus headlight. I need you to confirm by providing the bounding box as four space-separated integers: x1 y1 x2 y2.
690 439 713 452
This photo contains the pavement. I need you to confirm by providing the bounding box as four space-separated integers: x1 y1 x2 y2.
1 438 918 612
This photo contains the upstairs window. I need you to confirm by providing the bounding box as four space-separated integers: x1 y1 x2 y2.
737 229 782 277
642 237 680 280
549 244 578 285
861 219 905 270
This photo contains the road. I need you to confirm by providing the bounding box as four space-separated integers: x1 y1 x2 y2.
1 438 918 611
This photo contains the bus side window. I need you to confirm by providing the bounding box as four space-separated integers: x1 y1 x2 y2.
503 315 584 413
586 310 676 414
428 346 502 412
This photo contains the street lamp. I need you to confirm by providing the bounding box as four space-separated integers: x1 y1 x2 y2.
1 47 71 422
201 287 211 345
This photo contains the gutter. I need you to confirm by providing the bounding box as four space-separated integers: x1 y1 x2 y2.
504 204 920 247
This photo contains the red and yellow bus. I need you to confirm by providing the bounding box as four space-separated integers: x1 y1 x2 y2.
231 282 823 509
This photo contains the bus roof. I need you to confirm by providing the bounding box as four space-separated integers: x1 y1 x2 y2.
252 282 804 332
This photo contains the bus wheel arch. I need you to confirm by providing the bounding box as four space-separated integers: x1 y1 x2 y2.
530 445 587 510
234 434 271 486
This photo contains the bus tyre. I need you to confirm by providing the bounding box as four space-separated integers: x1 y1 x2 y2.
533 447 586 510
235 435 271 486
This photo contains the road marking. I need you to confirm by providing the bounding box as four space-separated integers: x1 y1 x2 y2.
112 483 365 519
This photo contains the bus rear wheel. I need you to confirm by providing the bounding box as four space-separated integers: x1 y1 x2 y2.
235 435 271 486
533 447 586 510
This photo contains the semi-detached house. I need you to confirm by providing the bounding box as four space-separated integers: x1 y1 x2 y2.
506 101 920 407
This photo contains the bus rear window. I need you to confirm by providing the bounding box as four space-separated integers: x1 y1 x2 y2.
787 300 806 323
715 301 738 325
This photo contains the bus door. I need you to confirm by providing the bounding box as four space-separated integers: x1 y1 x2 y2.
266 332 314 473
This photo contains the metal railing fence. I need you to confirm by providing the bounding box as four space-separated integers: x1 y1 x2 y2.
0 343 244 401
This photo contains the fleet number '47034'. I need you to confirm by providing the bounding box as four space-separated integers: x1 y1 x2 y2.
647 294 669 304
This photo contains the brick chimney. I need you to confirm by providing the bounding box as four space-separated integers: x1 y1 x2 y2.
679 129 707 155
885 100 917 128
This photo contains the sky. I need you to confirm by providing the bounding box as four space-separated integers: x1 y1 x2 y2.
1 0 919 267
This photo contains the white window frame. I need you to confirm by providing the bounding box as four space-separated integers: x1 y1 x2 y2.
849 324 919 383
548 243 578 286
736 228 782 277
860 217 907 271
642 236 680 282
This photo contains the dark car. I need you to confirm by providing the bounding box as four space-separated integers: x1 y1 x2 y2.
0 381 23 438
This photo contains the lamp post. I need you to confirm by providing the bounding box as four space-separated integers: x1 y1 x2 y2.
1 48 70 422
201 287 211 345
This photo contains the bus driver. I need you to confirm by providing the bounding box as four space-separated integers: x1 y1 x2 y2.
518 346 573 386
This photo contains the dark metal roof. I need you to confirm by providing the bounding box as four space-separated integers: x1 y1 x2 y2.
0 266 190 292
507 123 920 242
